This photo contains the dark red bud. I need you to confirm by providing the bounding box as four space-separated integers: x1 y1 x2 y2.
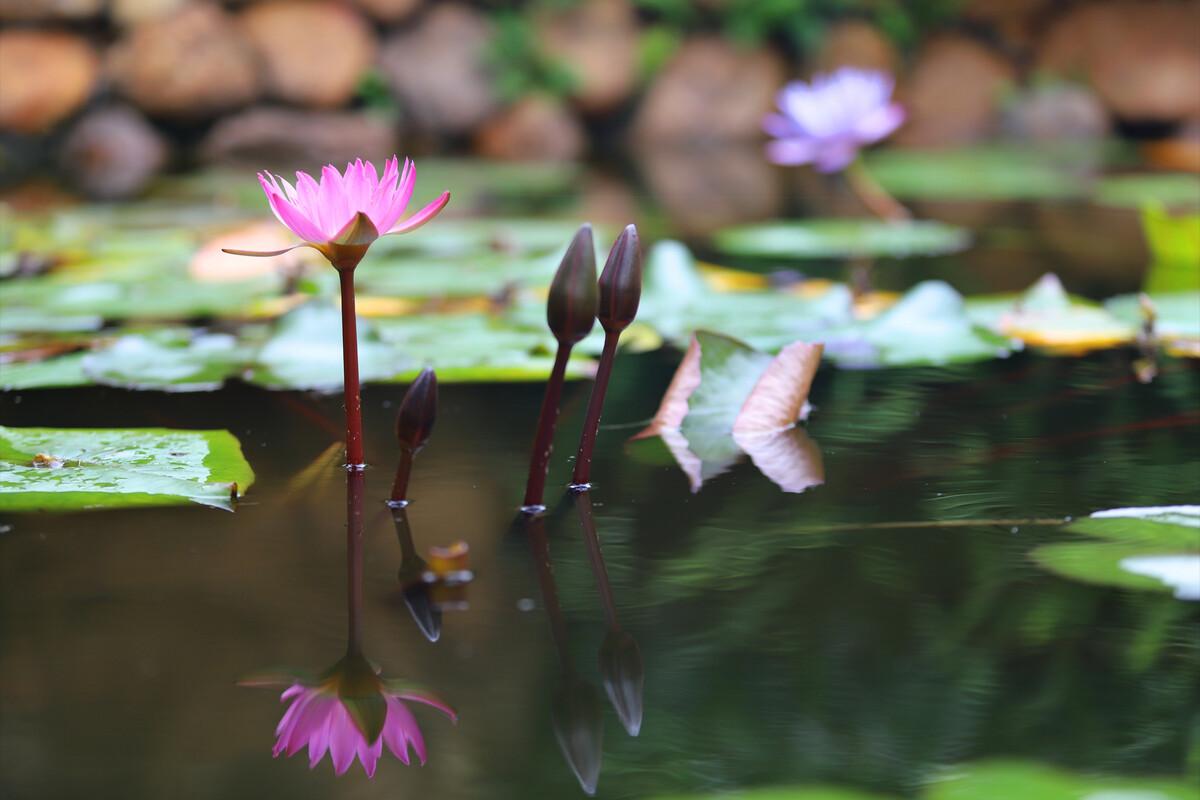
547 224 598 345
552 677 604 795
597 224 642 333
395 367 438 453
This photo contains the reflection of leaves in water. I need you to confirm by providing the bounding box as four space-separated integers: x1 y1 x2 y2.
927 759 1198 800
0 425 254 511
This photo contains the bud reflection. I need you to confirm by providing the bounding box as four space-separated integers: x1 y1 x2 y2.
519 492 644 795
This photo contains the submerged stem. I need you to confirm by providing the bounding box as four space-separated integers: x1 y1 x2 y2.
338 269 366 469
345 468 366 657
846 159 910 223
523 343 573 511
571 331 620 489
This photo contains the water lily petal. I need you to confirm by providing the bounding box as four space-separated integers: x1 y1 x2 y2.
384 191 450 236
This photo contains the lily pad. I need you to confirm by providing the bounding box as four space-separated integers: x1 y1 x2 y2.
0 425 255 511
965 274 1135 353
864 146 1085 201
373 312 597 382
1093 173 1200 209
246 303 403 391
356 250 560 298
372 218 604 259
1031 506 1200 599
81 330 250 391
0 352 90 390
635 331 824 492
638 241 855 350
1106 292 1200 344
927 760 1198 800
712 219 971 260
826 281 1018 368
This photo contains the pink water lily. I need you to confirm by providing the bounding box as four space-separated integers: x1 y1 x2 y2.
269 666 457 778
764 68 905 173
224 156 450 271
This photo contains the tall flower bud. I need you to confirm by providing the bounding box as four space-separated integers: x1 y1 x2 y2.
547 224 598 346
395 367 438 454
597 224 642 334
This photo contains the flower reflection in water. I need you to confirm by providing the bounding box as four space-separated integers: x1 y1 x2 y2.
271 653 456 776
243 468 456 777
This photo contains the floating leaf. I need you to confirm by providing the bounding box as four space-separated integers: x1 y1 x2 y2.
81 330 250 391
635 331 823 493
1106 291 1200 352
0 425 255 511
927 760 1198 800
712 219 970 260
965 274 1135 354
373 218 603 259
826 281 1018 368
638 242 855 350
245 303 403 391
1093 173 1200 209
373 312 597 382
651 785 894 800
1031 506 1200 598
864 146 1086 201
0 307 103 334
0 352 90 390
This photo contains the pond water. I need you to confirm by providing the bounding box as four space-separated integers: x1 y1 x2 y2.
1 157 1199 800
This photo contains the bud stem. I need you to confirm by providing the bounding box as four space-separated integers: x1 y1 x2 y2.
570 330 620 489
338 269 366 469
390 448 414 505
522 343 573 511
346 468 366 657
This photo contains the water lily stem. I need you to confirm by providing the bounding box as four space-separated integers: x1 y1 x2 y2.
346 468 366 657
523 343 573 511
571 331 620 489
847 159 910 223
338 269 366 469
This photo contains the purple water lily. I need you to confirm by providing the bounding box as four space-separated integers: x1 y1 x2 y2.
764 67 905 173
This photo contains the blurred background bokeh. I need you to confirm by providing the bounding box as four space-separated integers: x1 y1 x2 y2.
3 0 1199 201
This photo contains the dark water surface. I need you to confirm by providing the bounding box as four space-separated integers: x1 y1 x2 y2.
2 350 1198 799
1 169 1199 799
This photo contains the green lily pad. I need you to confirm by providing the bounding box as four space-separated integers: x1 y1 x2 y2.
0 307 103 334
373 312 596 382
0 425 255 511
965 274 1135 352
245 303 404 391
864 147 1084 201
927 759 1198 800
1106 292 1200 340
1093 173 1200 209
652 786 894 800
81 330 250 391
712 219 971 260
638 241 855 350
373 218 604 259
0 352 90 390
1031 506 1200 599
356 250 560 298
826 281 1018 367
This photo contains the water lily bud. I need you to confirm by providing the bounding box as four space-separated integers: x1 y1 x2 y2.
551 677 604 795
396 367 438 453
599 629 644 737
547 224 598 346
597 224 642 334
